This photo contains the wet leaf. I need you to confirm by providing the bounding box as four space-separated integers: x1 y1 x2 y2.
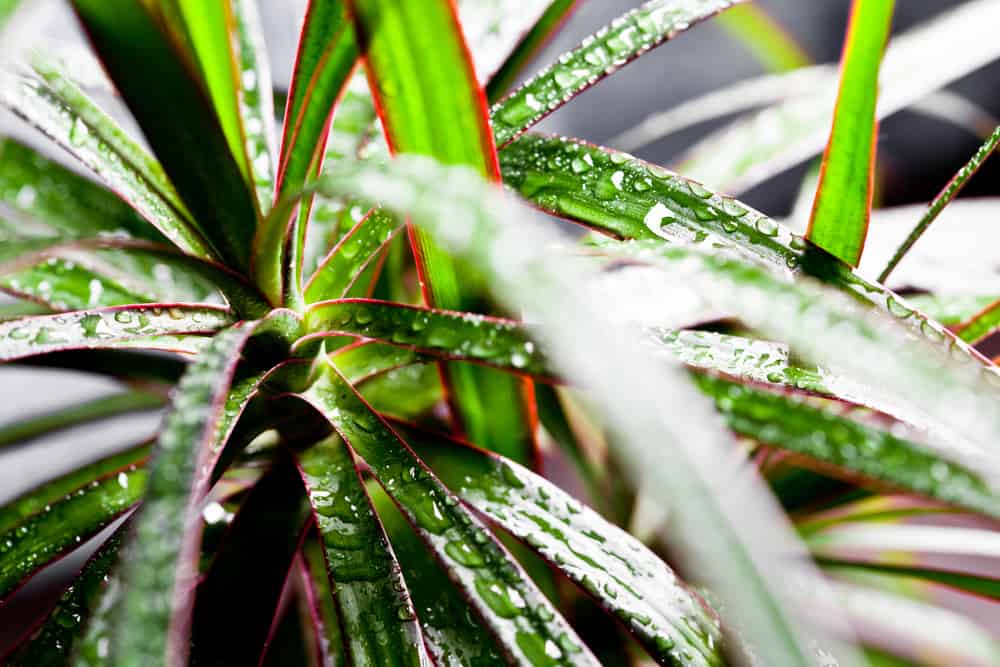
296 434 430 666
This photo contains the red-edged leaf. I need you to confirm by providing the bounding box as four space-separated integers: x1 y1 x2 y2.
807 0 895 266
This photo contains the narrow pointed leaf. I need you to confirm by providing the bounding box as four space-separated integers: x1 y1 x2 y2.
231 0 279 211
300 361 599 666
106 324 256 665
695 375 1000 518
679 0 1000 194
254 0 358 306
0 136 164 242
191 460 310 666
715 4 810 73
806 0 893 266
304 209 399 303
299 536 348 666
0 446 148 600
296 434 430 666
0 304 232 361
821 560 1000 601
957 298 1000 345
483 0 578 104
0 66 213 259
352 0 536 465
71 0 260 271
370 482 507 666
500 134 996 385
490 0 739 148
878 125 1000 283
306 299 547 378
3 526 125 667
0 391 162 450
316 154 888 665
400 423 724 667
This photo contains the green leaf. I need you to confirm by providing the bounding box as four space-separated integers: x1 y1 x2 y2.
2 526 125 666
878 125 1000 283
679 0 1000 194
305 298 546 377
0 446 147 600
400 423 724 667
500 134 996 396
0 136 162 242
490 0 738 148
299 535 348 665
70 0 260 271
296 434 430 665
104 324 256 665
255 0 359 307
806 0 894 266
352 0 536 465
0 304 232 361
0 391 163 450
300 359 599 666
0 66 213 259
369 482 506 665
231 0 279 211
695 375 1000 519
1 256 149 311
956 297 1000 345
715 3 810 73
484 0 579 104
304 210 399 303
315 154 881 665
191 459 310 666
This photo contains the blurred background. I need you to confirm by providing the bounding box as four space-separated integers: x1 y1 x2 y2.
2 0 999 650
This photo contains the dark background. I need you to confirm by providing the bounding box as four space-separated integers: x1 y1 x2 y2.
2 0 999 651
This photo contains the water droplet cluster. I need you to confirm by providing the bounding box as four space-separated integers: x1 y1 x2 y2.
491 0 735 146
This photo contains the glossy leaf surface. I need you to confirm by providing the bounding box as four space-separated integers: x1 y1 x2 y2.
300 360 598 666
807 0 893 265
105 324 254 665
296 434 429 666
71 0 260 271
491 0 738 147
402 424 724 667
0 446 147 600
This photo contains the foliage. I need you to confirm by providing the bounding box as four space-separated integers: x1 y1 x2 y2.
0 1 999 666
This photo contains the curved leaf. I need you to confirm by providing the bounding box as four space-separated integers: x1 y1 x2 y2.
257 0 359 306
807 0 893 266
400 423 723 667
696 375 1000 518
316 153 885 665
0 66 213 259
300 360 599 666
299 536 348 665
957 297 1000 345
304 209 399 303
2 525 125 666
191 459 310 666
878 125 1000 283
0 304 232 361
105 324 256 665
71 0 260 271
482 0 578 104
351 0 536 465
0 391 163 450
500 135 997 389
305 298 547 378
0 445 147 600
296 434 430 666
678 0 1000 194
490 0 739 148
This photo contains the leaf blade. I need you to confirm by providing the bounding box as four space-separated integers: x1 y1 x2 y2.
806 0 894 266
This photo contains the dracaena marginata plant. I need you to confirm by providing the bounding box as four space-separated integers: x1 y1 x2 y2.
1 0 1000 665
